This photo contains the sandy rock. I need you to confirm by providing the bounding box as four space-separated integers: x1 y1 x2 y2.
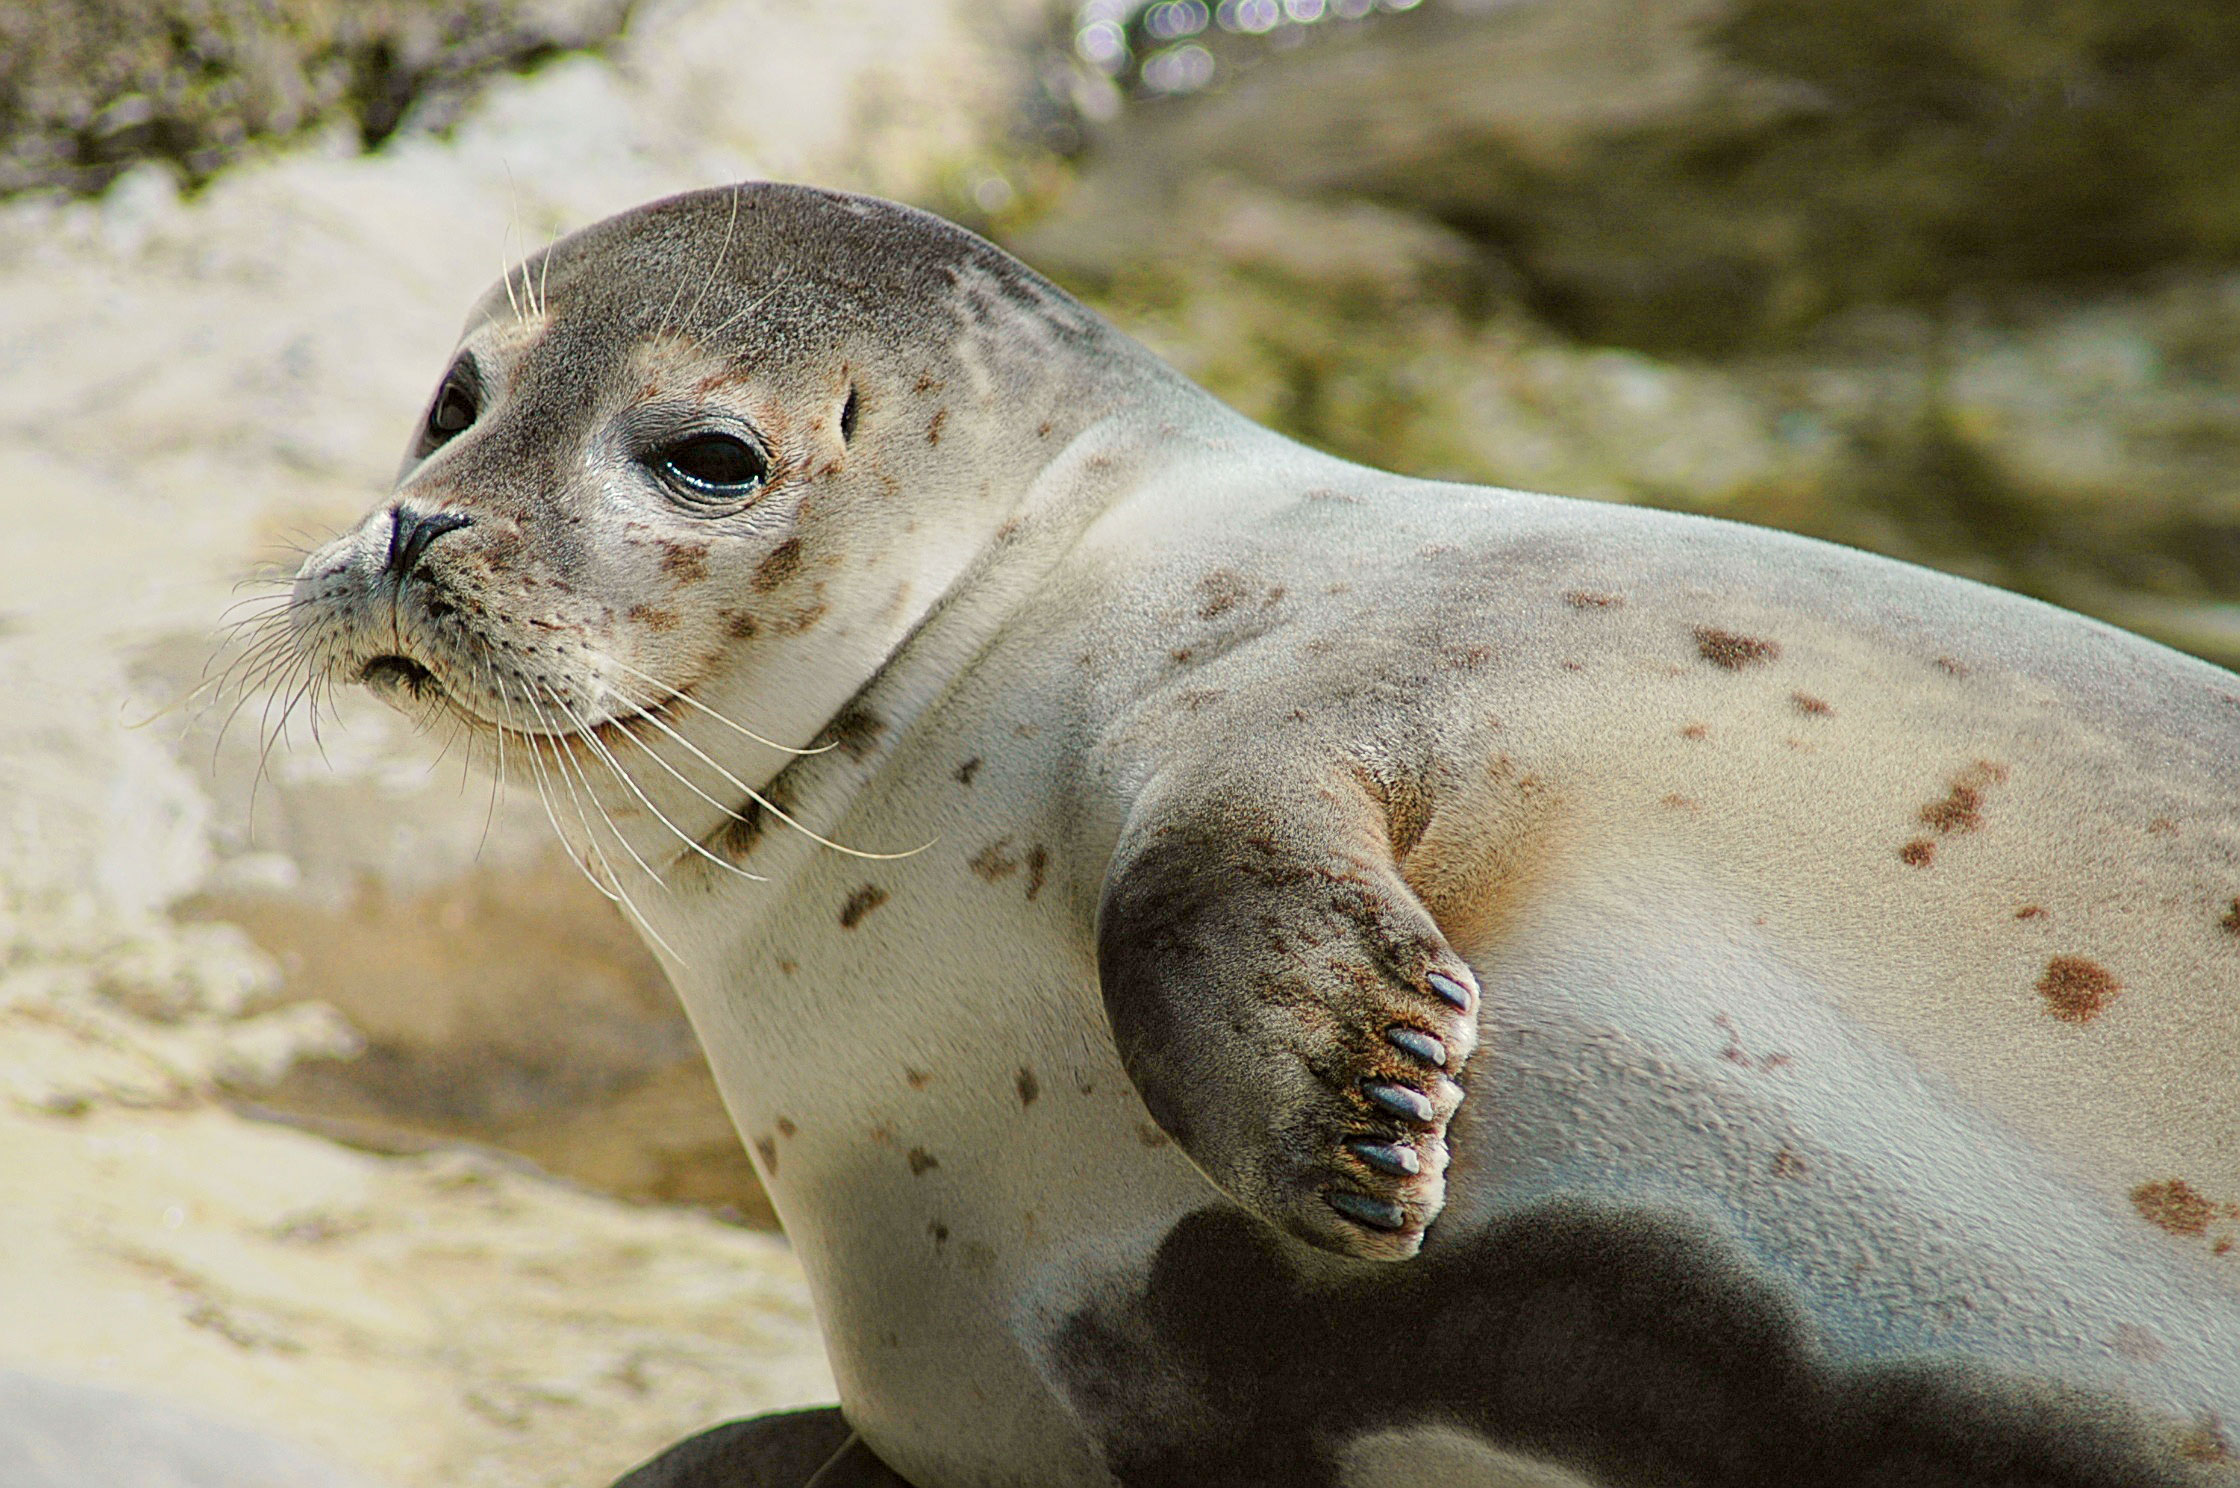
0 4 1041 1482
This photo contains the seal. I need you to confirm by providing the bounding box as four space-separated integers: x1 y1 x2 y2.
289 182 2240 1487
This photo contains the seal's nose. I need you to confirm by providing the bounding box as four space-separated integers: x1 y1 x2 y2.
385 504 473 583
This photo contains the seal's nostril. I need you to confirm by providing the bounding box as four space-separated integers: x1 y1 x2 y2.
386 505 474 582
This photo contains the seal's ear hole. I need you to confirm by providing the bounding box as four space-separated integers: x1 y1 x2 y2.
840 384 860 444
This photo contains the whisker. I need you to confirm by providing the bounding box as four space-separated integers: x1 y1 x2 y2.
245 659 320 837
588 647 835 756
674 184 741 333
701 284 780 342
497 675 620 905
599 679 930 862
473 656 508 859
532 679 686 964
538 681 668 889
536 223 555 322
544 681 767 883
501 164 527 324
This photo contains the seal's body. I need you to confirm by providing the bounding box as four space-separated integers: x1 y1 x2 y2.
292 185 2240 1486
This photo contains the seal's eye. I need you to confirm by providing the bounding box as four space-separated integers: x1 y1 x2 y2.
424 374 477 447
652 433 769 504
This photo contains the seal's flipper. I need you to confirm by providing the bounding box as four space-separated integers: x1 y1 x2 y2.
1096 769 1481 1261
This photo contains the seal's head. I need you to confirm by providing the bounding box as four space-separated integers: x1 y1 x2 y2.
290 183 1155 781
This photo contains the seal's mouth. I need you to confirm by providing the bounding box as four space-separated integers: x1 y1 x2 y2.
361 653 441 701
353 649 676 746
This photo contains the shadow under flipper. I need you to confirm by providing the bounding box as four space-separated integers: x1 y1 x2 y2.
1052 1203 2233 1488
609 1407 916 1488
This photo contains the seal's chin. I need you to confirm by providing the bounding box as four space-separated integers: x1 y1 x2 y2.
360 653 442 704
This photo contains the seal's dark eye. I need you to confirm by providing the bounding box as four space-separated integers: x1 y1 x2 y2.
653 433 768 503
425 376 477 445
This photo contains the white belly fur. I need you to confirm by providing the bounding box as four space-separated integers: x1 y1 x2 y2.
654 475 2240 1485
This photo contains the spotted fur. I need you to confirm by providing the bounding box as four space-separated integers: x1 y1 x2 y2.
292 185 2240 1488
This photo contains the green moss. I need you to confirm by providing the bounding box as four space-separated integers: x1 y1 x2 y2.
1360 0 2240 355
0 0 634 198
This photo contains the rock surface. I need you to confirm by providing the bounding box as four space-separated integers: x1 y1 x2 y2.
0 2 1036 1482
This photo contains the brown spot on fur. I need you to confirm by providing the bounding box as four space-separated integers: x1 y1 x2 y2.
2223 898 2240 935
2148 816 2178 836
905 1068 931 1090
1025 846 1049 902
1138 1122 1171 1149
1180 688 1225 712
1198 569 1249 620
2015 905 2045 920
753 537 803 592
914 371 937 394
1694 627 1780 669
659 541 710 583
1016 1068 1040 1107
1662 793 1698 810
1559 660 1584 672
1714 1013 1794 1073
823 705 886 760
724 609 759 639
777 959 798 976
776 601 829 634
1037 420 1052 437
1171 648 1193 664
1447 645 1492 670
928 1220 949 1246
776 1116 798 1138
1679 722 1708 741
869 1123 895 1146
839 884 888 928
718 798 770 861
627 604 678 632
2180 1414 2234 1464
2132 1179 2216 1236
694 366 751 395
907 1147 939 1176
955 757 983 786
1934 655 1969 677
926 408 947 445
969 839 1021 882
2038 955 2119 1023
1563 590 1621 609
754 1135 778 1173
1900 838 1936 867
1919 760 2008 835
1771 1148 1809 1180
1791 692 1833 716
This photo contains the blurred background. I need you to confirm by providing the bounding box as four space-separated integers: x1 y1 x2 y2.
2 0 2237 1482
